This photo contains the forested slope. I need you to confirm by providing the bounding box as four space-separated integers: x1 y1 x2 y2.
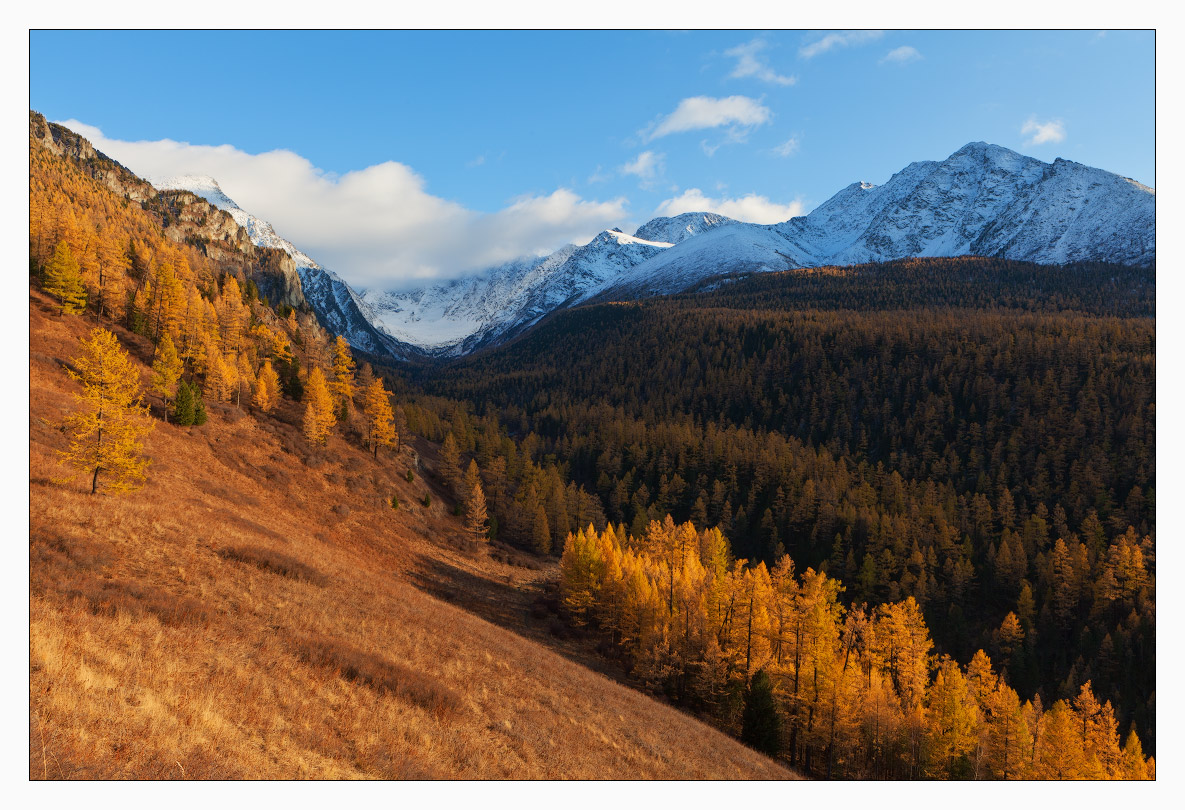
414 257 1155 769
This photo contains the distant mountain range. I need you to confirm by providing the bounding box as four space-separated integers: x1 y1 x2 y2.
157 141 1155 359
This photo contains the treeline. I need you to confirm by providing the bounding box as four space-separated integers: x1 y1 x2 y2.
559 518 1153 779
414 258 1155 751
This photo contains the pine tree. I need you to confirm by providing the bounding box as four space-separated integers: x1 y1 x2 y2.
59 328 153 494
43 240 87 315
741 669 782 757
362 377 397 458
173 380 195 426
149 333 183 422
302 366 336 445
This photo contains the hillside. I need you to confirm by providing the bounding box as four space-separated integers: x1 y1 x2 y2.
28 288 794 780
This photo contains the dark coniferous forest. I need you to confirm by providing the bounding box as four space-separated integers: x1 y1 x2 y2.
401 257 1155 763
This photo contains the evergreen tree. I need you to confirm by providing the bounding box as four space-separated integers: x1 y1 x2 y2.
741 669 782 757
173 380 195 426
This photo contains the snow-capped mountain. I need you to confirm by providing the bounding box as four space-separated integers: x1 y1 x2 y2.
770 142 1155 268
359 142 1153 356
152 175 416 360
633 212 738 244
162 142 1153 361
359 229 673 356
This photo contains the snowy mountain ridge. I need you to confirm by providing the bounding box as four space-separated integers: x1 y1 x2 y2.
163 142 1154 360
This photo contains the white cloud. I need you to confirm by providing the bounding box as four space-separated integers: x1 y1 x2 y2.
466 154 486 168
655 188 805 224
1021 116 1067 146
57 120 629 289
799 30 884 59
880 46 923 65
724 38 797 86
619 150 664 186
646 95 771 141
772 136 800 158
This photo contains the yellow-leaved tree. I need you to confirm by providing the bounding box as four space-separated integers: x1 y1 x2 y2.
43 240 87 315
362 377 397 458
330 335 356 416
60 327 153 494
253 359 280 413
149 333 183 423
302 366 336 445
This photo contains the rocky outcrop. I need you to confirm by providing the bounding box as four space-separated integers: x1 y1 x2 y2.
255 248 307 310
30 111 156 203
32 112 310 311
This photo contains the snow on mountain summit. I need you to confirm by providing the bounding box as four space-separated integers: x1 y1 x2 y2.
156 141 1154 361
633 212 737 244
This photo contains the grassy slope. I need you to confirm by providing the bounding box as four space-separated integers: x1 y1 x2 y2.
28 289 794 780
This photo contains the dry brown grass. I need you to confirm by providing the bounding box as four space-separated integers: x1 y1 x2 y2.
28 288 796 780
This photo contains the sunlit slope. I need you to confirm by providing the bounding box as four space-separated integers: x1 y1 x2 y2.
28 290 793 780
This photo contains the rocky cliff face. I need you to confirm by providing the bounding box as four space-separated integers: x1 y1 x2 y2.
31 112 309 312
30 112 156 203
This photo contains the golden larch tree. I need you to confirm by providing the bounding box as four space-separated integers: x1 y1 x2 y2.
253 359 280 413
149 333 183 422
235 351 254 407
43 240 87 315
330 335 356 415
302 366 336 445
59 327 153 494
362 377 397 458
464 477 490 542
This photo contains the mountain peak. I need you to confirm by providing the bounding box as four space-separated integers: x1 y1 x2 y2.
634 212 736 245
153 174 241 210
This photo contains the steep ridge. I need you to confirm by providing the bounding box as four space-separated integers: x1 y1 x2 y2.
151 175 420 361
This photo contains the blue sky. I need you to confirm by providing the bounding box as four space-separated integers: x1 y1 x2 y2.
30 29 1155 288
